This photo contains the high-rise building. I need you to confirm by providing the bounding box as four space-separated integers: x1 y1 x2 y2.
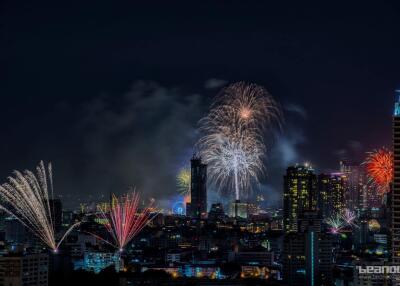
283 165 317 233
340 161 367 211
0 253 49 286
186 156 207 219
49 199 63 232
317 173 346 218
282 210 334 286
392 90 400 263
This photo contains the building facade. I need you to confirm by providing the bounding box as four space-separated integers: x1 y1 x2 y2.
0 253 49 286
392 90 400 264
283 211 333 286
317 173 346 218
283 165 317 233
186 156 207 219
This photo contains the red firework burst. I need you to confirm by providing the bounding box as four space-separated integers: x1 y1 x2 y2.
97 192 156 251
364 147 393 193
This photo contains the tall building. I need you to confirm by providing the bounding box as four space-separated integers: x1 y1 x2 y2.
49 199 63 232
186 156 207 219
282 210 334 286
340 161 367 211
283 165 317 233
0 253 49 286
4 216 29 244
392 90 400 263
317 173 346 218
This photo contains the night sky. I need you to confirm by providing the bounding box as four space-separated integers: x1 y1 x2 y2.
0 1 399 208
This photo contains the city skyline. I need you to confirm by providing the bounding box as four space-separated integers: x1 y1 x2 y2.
1 2 398 208
2 2 400 285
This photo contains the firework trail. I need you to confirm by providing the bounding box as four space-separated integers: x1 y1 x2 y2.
341 209 358 227
0 161 80 251
364 147 393 193
97 191 157 251
176 167 191 196
198 82 281 200
325 214 345 234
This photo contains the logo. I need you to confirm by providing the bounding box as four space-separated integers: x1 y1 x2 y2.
356 266 400 274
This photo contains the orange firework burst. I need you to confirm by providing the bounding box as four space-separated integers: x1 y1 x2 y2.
364 147 393 193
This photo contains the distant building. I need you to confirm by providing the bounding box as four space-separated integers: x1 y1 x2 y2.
228 248 274 266
49 199 63 232
317 173 346 218
0 253 49 286
4 217 29 244
62 210 74 227
186 156 207 219
340 161 367 211
229 201 249 218
208 203 226 221
82 251 122 273
283 165 317 233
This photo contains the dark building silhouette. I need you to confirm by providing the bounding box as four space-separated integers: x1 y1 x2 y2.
49 199 63 233
208 203 225 222
186 156 207 219
283 210 334 286
393 90 400 264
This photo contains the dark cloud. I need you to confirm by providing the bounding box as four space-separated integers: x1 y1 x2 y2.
74 81 205 202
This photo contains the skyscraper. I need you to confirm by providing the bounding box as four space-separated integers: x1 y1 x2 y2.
392 90 400 263
340 161 367 211
49 199 63 233
317 173 347 220
283 210 334 286
283 165 317 233
186 156 207 219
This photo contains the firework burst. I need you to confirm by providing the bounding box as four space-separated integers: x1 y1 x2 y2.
0 161 80 251
325 214 345 235
176 167 191 196
198 82 281 200
97 191 157 251
341 209 358 227
364 147 393 193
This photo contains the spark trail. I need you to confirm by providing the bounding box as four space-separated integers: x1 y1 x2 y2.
97 191 157 251
198 82 281 200
325 214 345 234
0 161 79 251
341 209 358 228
